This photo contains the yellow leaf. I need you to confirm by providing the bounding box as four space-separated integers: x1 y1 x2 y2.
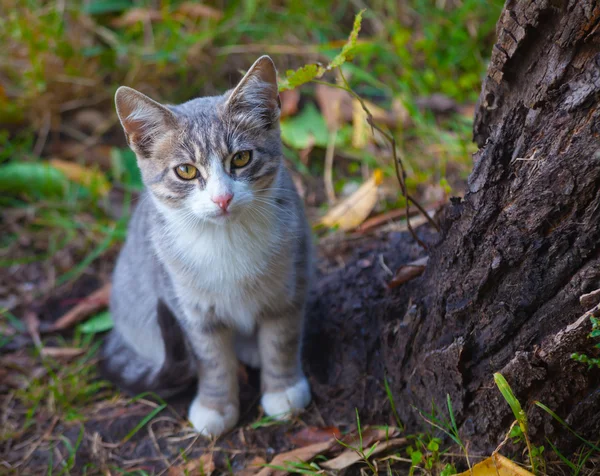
49 159 111 196
456 454 535 476
352 98 367 149
319 169 383 231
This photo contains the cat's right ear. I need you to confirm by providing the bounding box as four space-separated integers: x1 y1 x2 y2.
115 86 178 157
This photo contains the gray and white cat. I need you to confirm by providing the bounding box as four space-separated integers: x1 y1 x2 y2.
101 56 312 437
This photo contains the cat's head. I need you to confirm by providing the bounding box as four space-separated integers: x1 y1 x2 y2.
115 56 282 224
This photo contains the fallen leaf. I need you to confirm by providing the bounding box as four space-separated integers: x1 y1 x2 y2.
319 169 383 231
340 427 399 448
288 426 341 446
111 8 162 27
169 453 215 476
279 89 300 119
315 84 351 130
321 437 407 470
352 97 368 148
46 283 111 332
388 257 429 289
40 347 85 359
49 159 111 196
177 2 223 20
255 439 337 476
456 453 534 476
237 456 267 476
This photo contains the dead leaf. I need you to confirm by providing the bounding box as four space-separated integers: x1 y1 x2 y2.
236 456 267 476
40 347 85 359
456 453 534 476
388 257 429 289
340 427 399 448
255 439 336 476
48 159 111 196
279 89 300 119
168 453 215 476
45 283 111 332
177 2 224 20
319 170 383 231
321 437 407 470
315 84 352 130
288 426 341 446
111 8 162 28
352 98 368 148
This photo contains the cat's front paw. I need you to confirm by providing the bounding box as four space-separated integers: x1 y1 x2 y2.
188 397 239 437
261 377 311 419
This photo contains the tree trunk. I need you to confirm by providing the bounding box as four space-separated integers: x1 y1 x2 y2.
308 0 600 455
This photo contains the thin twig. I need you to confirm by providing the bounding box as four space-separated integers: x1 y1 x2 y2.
332 70 438 249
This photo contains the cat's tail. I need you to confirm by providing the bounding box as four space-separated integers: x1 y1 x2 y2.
99 300 196 398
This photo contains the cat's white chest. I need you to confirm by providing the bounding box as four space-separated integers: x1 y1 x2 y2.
161 216 286 331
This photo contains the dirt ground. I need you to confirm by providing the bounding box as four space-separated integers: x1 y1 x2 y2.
1 209 439 475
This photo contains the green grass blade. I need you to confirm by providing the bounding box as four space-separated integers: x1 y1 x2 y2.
534 402 600 452
122 403 166 443
544 438 577 472
494 373 527 432
384 377 404 431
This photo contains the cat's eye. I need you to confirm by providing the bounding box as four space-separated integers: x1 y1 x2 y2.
175 164 198 180
231 150 252 168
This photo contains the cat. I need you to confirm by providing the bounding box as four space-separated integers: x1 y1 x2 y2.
100 56 313 437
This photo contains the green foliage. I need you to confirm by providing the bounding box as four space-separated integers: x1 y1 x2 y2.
571 316 600 369
15 341 112 425
0 162 67 199
495 373 545 473
280 103 351 149
278 9 365 91
78 311 114 334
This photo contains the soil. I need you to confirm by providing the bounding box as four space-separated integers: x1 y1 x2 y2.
0 222 436 475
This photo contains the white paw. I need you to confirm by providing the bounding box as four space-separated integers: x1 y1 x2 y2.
261 377 311 419
188 397 239 437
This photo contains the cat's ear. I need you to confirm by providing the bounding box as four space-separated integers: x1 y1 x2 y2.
115 86 178 157
226 55 281 127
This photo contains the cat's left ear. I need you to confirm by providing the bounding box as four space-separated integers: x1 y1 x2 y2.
226 55 281 127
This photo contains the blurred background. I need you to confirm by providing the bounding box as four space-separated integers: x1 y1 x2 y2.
0 0 502 312
1 0 505 471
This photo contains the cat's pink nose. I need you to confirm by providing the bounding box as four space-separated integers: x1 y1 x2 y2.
211 193 233 212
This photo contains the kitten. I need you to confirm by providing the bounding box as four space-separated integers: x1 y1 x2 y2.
100 56 312 437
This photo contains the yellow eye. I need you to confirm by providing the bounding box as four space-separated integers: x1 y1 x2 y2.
175 164 198 180
231 151 252 168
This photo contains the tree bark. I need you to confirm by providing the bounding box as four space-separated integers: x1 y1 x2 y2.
308 0 600 455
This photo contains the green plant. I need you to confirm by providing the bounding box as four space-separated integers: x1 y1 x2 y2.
334 409 380 473
571 315 600 369
494 373 545 474
413 394 470 472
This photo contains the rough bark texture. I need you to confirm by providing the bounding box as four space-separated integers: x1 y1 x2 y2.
309 0 600 455
384 0 600 453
